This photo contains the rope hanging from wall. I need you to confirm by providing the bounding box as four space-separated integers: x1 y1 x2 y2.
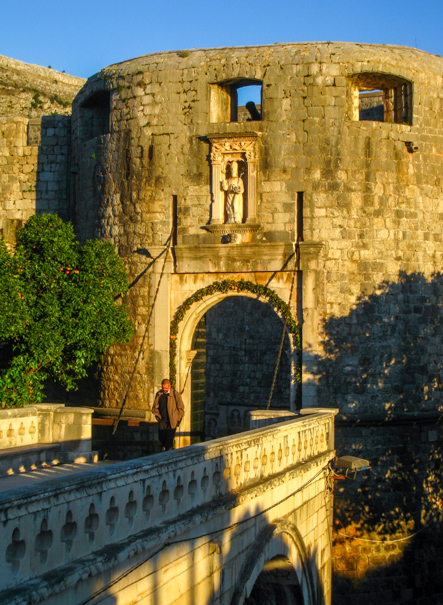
266 243 300 409
110 227 174 438
110 234 301 444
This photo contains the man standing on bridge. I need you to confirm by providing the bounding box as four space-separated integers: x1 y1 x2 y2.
152 379 185 451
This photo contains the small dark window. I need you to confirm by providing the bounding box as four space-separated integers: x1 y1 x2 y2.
351 74 412 125
210 79 262 123
79 91 110 142
296 192 304 243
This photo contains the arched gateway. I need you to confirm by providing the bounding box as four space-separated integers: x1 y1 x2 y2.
231 521 320 605
3 39 443 605
169 278 300 446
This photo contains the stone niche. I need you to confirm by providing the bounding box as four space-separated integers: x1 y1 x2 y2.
206 133 260 242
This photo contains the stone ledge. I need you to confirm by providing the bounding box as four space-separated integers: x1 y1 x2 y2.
0 404 95 456
174 242 297 273
335 411 443 426
299 241 324 263
0 443 98 478
206 132 261 140
93 407 152 421
249 409 300 429
204 223 261 236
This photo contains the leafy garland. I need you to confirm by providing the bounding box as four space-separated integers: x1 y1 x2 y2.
169 278 301 403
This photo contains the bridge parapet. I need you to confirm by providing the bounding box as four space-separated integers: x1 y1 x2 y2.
0 408 337 602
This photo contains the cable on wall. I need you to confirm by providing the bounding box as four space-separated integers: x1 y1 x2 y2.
110 227 174 438
266 242 300 410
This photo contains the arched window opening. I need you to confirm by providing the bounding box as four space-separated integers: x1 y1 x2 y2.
350 74 412 125
210 79 263 123
79 90 110 142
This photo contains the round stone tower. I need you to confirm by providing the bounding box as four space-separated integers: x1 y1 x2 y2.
71 41 443 411
71 42 443 604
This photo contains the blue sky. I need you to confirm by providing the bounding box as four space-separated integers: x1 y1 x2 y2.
2 0 442 79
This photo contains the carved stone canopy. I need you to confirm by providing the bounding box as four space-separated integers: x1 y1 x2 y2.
207 133 260 230
209 133 259 165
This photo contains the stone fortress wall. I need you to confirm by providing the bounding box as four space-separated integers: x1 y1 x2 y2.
0 55 84 248
70 42 443 413
2 42 443 604
69 42 443 605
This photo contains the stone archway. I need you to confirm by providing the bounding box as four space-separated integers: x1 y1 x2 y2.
230 520 320 605
170 279 300 447
204 296 292 439
245 556 304 605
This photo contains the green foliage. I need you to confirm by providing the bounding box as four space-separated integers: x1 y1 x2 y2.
0 214 134 407
49 94 70 108
169 279 301 403
30 91 43 110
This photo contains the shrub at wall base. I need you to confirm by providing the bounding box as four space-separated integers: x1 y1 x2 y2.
0 214 134 408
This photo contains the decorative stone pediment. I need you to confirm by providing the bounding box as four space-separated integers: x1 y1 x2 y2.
207 133 260 233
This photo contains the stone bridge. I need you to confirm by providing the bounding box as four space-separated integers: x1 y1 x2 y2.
0 409 336 605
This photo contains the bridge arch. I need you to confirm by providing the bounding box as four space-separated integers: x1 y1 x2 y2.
230 520 319 605
169 279 300 444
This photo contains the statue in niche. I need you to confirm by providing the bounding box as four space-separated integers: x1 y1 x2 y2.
207 417 218 439
221 161 244 224
230 409 241 427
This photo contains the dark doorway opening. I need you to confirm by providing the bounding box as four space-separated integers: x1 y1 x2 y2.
245 556 304 605
190 297 292 442
190 315 206 444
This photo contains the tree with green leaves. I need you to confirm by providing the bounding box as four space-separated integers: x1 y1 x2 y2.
0 214 134 407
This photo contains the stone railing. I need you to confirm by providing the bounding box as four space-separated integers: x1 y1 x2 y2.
249 409 299 429
0 404 96 474
0 408 336 595
0 404 94 450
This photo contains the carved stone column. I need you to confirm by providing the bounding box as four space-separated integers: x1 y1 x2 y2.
149 246 175 404
210 152 223 224
299 241 324 409
245 149 257 223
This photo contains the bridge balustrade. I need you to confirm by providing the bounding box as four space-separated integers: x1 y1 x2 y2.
0 409 336 600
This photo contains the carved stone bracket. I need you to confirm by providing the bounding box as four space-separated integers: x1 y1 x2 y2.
185 350 198 368
207 133 260 226
205 223 261 235
298 241 324 270
205 222 261 244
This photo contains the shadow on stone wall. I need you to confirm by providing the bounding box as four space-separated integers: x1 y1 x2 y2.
189 504 323 605
317 271 443 416
306 271 443 604
35 115 71 220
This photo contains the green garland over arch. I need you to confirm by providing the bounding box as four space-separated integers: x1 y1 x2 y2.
169 278 301 400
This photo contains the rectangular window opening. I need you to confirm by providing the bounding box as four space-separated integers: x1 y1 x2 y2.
172 195 178 246
79 91 111 142
352 74 412 125
210 80 263 123
359 90 384 122
296 192 304 243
